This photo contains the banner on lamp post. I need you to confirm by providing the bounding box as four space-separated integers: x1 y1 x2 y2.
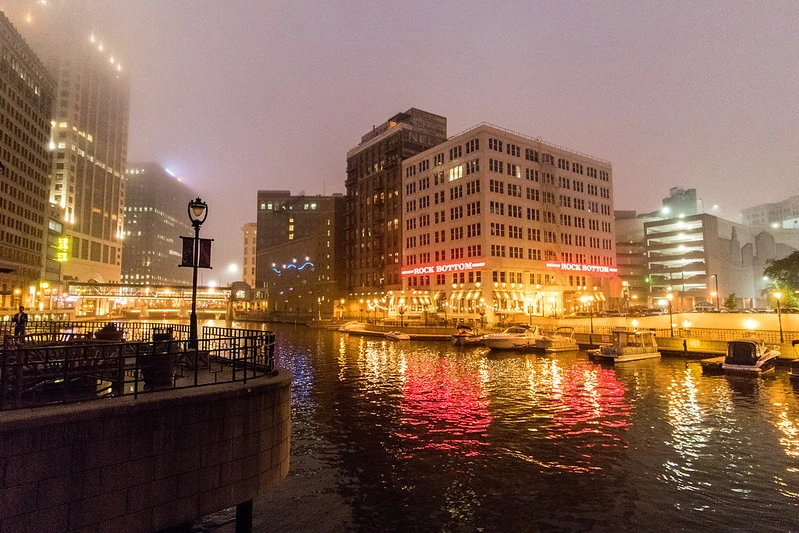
179 236 214 269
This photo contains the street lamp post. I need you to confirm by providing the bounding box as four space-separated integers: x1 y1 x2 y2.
775 291 784 343
711 274 719 311
667 293 674 337
398 299 406 328
188 198 208 350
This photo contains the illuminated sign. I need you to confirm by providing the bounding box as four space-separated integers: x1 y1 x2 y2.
545 262 618 274
401 261 486 276
272 261 314 274
55 237 70 262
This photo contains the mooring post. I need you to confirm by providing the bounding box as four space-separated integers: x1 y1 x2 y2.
236 500 253 533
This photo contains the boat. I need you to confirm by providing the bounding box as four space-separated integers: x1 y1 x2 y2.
791 341 799 381
339 321 366 332
385 331 410 341
535 326 578 352
451 324 483 346
483 325 543 351
589 330 660 363
722 339 780 375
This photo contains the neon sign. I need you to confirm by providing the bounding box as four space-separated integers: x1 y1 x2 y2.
545 262 618 274
401 261 486 276
272 261 314 274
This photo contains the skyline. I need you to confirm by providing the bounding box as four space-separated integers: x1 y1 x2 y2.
6 0 799 271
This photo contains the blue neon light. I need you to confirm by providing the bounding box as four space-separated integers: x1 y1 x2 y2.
272 261 314 274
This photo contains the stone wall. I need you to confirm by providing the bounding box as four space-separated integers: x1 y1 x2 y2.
0 369 291 532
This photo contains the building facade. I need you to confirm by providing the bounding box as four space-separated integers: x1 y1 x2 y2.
121 164 194 285
241 222 256 287
344 108 447 301
0 12 56 310
742 195 799 229
399 123 616 325
255 191 345 319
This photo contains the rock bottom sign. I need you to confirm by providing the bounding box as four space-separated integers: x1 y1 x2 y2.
401 261 486 276
546 262 618 274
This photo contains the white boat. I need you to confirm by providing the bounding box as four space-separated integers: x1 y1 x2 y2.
483 325 543 351
385 331 410 341
791 341 799 381
722 339 780 374
589 330 660 363
339 321 366 332
451 325 483 346
536 326 578 352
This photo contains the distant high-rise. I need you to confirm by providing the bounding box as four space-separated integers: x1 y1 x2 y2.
345 108 447 298
9 5 130 284
121 164 194 285
0 12 56 310
241 222 256 287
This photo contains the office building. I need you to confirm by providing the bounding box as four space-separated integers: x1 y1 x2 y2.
10 6 130 284
121 164 194 285
344 108 447 299
255 191 345 319
241 222 256 287
400 123 616 325
0 12 56 310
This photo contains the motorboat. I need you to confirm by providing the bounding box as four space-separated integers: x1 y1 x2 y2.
451 324 483 346
589 330 660 363
339 322 366 332
722 339 780 374
535 326 578 352
483 325 543 351
385 331 411 341
791 341 799 381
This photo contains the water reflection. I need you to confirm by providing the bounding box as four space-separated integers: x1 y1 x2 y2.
231 323 799 530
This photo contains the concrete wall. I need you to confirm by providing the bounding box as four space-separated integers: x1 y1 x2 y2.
0 370 291 532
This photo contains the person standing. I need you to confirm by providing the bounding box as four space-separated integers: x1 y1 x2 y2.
12 306 28 338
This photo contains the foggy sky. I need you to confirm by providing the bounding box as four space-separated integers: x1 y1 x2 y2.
8 1 799 278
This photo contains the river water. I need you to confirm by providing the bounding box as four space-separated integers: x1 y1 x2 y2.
206 322 799 532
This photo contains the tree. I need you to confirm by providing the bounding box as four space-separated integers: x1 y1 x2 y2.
763 252 799 306
723 293 738 311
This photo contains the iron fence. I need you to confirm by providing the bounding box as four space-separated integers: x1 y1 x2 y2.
0 326 275 411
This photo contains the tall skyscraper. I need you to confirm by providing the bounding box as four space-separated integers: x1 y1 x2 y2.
0 11 56 310
344 108 446 299
8 5 130 284
121 164 195 285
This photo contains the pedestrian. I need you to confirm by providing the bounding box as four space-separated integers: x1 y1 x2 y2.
12 305 28 339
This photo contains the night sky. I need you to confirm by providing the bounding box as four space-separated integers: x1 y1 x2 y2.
6 1 799 279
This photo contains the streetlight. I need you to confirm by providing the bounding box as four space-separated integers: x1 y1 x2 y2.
188 197 208 349
710 274 719 311
398 298 406 328
477 299 486 329
775 291 784 343
666 293 674 337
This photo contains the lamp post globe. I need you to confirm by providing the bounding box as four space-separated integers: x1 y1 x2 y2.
188 197 208 349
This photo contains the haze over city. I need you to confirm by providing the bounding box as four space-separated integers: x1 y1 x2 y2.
7 0 799 270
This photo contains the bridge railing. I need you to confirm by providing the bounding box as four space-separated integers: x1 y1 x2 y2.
0 326 275 411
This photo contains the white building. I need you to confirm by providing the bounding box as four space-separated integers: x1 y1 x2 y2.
397 123 616 325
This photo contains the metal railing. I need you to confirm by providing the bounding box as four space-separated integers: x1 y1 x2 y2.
0 325 275 411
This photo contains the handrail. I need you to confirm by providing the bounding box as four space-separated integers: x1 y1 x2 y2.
0 326 275 411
